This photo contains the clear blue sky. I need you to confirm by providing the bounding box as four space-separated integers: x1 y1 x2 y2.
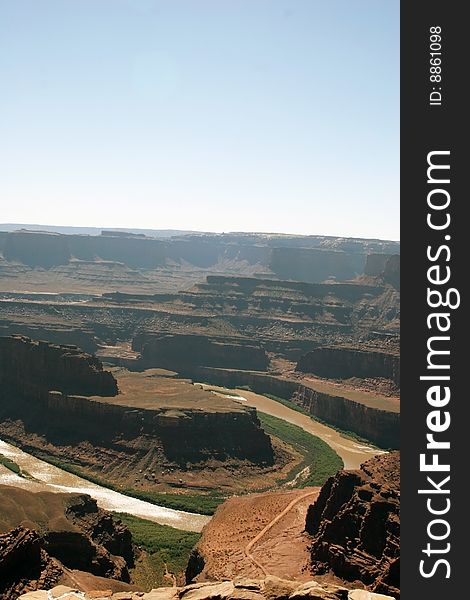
0 0 399 240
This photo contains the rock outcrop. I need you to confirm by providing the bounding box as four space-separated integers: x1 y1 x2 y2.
0 487 135 599
134 333 269 371
0 229 399 283
16 578 397 600
0 486 134 573
295 347 400 386
184 368 399 450
0 527 62 600
0 335 118 397
306 453 400 599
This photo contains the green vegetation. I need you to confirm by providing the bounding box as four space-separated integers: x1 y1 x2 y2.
0 453 21 475
119 490 224 515
258 412 343 487
263 393 311 415
115 513 200 588
32 452 224 515
250 391 383 449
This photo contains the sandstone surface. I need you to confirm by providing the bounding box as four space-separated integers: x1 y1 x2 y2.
16 578 397 600
306 453 400 599
0 486 135 599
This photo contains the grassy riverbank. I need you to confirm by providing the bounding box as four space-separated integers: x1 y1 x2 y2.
0 453 21 475
31 452 225 515
115 513 200 588
258 412 343 486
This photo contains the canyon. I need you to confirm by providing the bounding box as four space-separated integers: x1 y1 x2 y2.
0 337 284 498
0 227 401 598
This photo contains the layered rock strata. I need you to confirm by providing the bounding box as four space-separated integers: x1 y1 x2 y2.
306 453 400 599
295 347 400 386
0 336 274 467
1 229 399 283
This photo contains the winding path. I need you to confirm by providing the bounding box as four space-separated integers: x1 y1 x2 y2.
244 490 319 576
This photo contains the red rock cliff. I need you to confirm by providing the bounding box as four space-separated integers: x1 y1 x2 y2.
305 452 400 598
0 335 118 397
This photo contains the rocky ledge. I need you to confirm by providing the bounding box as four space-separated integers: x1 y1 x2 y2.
18 577 396 600
0 488 134 600
0 335 118 397
0 336 274 472
306 453 400 599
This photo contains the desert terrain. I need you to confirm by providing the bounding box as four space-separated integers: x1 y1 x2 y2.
0 227 400 599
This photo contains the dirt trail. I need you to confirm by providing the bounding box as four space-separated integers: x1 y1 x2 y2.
244 490 319 576
193 488 320 582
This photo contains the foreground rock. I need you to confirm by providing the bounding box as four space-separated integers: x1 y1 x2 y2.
17 577 397 600
306 453 400 599
0 486 135 599
0 525 136 600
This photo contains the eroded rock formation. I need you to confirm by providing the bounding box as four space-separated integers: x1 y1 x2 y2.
0 527 62 600
0 335 118 397
16 578 397 600
0 337 274 480
306 453 400 599
295 346 400 386
0 488 134 599
134 333 269 371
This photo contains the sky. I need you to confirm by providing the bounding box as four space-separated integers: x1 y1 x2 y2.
0 0 399 240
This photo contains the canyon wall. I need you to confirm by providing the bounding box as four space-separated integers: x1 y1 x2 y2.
306 452 400 599
0 229 400 284
0 335 118 397
3 231 71 267
134 333 269 371
2 389 274 465
364 254 400 290
184 368 399 449
0 336 274 466
296 346 400 386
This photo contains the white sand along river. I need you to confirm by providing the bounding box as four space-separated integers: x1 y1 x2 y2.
0 439 210 533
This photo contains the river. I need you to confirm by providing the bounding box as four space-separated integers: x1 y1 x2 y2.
0 439 210 533
0 386 384 530
200 385 385 470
